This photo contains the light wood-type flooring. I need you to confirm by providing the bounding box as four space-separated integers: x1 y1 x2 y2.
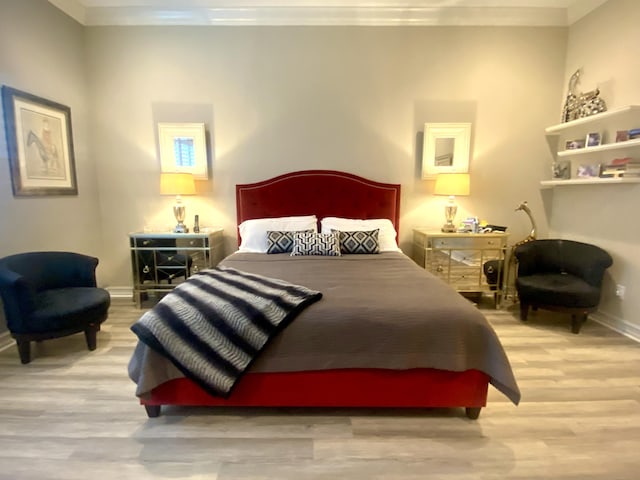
0 298 638 479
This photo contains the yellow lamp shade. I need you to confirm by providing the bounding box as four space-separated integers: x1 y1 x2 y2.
160 172 196 196
434 173 470 197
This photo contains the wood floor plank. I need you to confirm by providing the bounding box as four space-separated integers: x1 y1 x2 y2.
0 298 639 479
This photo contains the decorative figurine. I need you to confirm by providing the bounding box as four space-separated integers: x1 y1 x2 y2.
562 68 582 122
561 68 607 122
578 88 607 118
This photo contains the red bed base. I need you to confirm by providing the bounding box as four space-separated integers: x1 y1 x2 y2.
142 368 489 419
139 170 491 419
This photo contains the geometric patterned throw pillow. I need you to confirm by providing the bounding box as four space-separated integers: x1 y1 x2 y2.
333 229 380 254
267 230 313 254
291 232 341 256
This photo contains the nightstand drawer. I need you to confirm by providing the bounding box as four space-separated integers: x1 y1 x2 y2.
130 235 210 249
431 236 504 249
130 237 177 248
176 237 208 249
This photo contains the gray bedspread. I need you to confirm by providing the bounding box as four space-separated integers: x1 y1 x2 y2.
130 266 323 397
128 251 521 405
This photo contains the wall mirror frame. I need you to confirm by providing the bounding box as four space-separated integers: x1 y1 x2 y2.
158 122 208 179
422 122 471 179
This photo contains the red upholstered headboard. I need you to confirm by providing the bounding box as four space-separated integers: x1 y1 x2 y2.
236 170 401 244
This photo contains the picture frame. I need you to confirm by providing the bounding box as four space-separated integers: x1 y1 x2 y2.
565 138 585 150
552 160 571 180
577 164 600 178
585 132 602 147
615 130 629 142
422 122 471 179
158 122 208 179
1 86 77 196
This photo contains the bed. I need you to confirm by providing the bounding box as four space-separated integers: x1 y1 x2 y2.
128 170 520 419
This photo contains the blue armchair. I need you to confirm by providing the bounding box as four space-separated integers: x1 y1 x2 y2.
0 251 110 363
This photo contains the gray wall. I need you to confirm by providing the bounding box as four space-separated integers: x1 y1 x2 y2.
0 0 102 333
0 0 101 252
554 0 640 337
4 0 637 338
85 25 565 288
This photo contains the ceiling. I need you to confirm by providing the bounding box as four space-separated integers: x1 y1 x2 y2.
48 0 608 26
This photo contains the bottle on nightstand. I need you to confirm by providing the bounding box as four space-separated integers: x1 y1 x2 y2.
193 215 200 233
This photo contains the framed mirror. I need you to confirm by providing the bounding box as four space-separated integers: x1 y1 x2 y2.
158 122 208 179
421 122 471 178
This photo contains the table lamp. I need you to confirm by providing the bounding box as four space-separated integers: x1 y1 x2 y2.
434 173 470 233
160 172 196 233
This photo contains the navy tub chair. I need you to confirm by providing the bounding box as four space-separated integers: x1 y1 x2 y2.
0 251 110 363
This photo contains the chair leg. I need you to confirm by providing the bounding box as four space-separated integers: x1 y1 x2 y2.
519 302 530 321
17 340 31 364
84 325 98 351
571 313 587 334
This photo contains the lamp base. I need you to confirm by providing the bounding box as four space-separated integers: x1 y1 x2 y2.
172 202 188 233
173 222 189 233
442 198 458 233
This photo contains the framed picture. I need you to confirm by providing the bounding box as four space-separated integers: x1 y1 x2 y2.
421 122 471 178
158 122 208 179
585 132 602 147
577 164 600 178
1 86 77 196
615 130 629 142
552 160 571 180
565 138 585 150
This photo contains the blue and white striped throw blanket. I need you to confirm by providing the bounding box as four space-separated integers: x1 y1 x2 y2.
130 266 322 397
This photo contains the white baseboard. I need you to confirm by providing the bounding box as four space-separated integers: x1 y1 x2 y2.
106 286 133 299
0 331 12 352
591 311 640 343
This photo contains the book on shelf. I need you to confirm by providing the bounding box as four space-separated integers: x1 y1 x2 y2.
608 157 634 166
599 171 624 178
598 157 640 178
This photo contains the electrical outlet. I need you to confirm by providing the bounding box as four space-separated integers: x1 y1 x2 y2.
615 284 626 299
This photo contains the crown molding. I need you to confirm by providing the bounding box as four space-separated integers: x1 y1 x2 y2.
49 0 86 24
566 0 607 24
83 6 569 26
48 1 605 27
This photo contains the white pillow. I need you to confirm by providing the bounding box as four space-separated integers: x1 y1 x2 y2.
320 217 400 252
239 215 318 253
